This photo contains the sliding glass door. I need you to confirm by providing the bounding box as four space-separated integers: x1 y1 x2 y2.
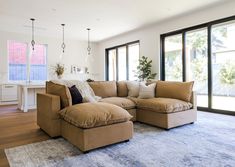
165 35 183 81
108 49 116 81
117 47 127 81
106 41 140 81
211 21 235 111
186 29 208 107
161 16 235 114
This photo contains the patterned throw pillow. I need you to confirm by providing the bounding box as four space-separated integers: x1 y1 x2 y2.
68 85 83 105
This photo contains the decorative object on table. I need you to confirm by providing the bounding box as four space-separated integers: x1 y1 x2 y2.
71 65 87 74
52 63 65 79
84 67 89 74
135 56 157 81
60 24 66 60
86 78 94 82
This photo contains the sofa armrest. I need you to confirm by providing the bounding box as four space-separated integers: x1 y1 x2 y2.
37 93 61 119
190 91 197 109
37 93 61 137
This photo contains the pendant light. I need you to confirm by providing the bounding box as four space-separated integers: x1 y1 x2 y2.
85 28 94 64
59 24 66 60
61 24 66 53
87 28 91 56
30 18 35 51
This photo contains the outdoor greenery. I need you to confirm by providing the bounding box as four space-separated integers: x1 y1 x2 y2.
165 50 182 80
167 26 227 81
191 57 207 81
220 61 235 85
135 56 157 81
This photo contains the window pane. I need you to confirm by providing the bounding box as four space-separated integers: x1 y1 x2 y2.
128 43 139 81
108 49 116 81
117 47 127 81
8 41 27 80
186 29 208 107
30 44 47 80
165 35 183 81
212 22 235 111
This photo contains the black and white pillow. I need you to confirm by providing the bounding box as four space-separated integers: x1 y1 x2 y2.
68 85 83 105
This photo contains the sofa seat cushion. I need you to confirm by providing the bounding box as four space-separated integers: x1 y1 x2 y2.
59 102 132 129
136 98 193 113
100 97 136 110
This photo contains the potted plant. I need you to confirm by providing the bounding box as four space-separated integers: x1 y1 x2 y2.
52 63 65 79
135 56 157 81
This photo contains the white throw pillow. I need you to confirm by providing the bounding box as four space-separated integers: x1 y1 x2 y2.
83 95 97 103
138 82 156 99
127 81 140 97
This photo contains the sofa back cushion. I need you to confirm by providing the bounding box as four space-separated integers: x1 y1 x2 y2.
46 81 72 108
156 81 194 102
88 81 117 98
117 81 128 97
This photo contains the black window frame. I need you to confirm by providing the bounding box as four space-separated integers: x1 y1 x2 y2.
160 15 235 116
105 40 140 81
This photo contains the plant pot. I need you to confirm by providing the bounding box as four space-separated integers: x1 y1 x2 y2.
57 75 63 79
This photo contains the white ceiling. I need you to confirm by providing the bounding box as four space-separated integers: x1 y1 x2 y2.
0 0 231 42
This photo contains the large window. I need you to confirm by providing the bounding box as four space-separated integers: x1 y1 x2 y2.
165 35 183 81
211 21 235 111
186 29 208 107
8 40 47 81
161 16 235 114
106 41 139 81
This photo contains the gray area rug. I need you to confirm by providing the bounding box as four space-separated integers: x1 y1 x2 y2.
5 111 235 167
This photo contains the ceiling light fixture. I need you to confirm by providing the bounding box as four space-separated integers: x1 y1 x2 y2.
87 28 91 56
30 18 35 51
61 24 66 53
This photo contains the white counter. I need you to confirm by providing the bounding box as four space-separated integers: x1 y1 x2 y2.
18 83 45 112
0 83 18 105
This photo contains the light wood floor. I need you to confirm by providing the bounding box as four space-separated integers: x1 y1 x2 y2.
0 105 50 167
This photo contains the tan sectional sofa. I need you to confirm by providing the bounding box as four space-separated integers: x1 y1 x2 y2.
37 80 196 152
89 80 196 129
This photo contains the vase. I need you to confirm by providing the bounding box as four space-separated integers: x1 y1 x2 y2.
57 75 63 79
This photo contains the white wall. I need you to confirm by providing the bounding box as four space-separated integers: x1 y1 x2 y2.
96 0 235 80
0 31 99 82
